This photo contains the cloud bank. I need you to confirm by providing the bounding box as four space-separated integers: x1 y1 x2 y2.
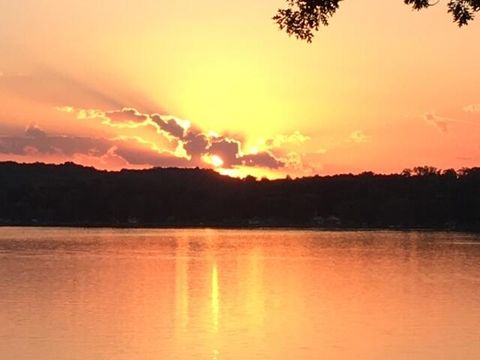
1 107 294 174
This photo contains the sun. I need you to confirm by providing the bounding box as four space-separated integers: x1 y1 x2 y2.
210 155 224 168
202 154 224 168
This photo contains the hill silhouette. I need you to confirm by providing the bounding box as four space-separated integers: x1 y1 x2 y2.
0 161 479 230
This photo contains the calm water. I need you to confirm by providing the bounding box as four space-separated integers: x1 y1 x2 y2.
1 228 480 359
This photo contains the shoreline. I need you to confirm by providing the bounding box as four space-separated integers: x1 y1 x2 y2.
1 223 479 234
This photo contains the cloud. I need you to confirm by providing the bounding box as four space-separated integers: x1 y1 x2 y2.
207 138 241 168
424 111 480 133
205 137 284 169
183 130 210 159
199 136 286 170
53 106 294 172
0 129 111 157
76 107 186 143
349 130 370 143
424 113 450 133
151 114 187 139
239 151 284 169
463 104 480 113
0 122 286 172
265 131 310 148
55 106 75 113
25 123 47 138
0 125 194 169
106 108 149 124
113 144 192 168
76 108 106 120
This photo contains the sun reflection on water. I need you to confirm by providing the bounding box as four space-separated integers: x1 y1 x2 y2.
3 229 480 359
211 261 220 334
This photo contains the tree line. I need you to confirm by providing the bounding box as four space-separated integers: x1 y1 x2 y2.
0 161 479 230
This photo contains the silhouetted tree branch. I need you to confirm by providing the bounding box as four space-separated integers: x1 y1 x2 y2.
274 0 480 42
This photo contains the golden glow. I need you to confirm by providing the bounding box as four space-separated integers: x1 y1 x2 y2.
211 262 219 333
203 154 224 168
211 156 224 168
3 229 480 358
172 52 293 138
1 1 480 176
218 166 286 180
176 118 191 131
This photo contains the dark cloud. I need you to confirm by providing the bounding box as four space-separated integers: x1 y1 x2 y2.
113 145 192 168
0 126 194 169
205 138 284 169
239 152 284 169
207 138 241 168
0 128 111 156
25 123 47 138
151 114 186 139
183 130 210 159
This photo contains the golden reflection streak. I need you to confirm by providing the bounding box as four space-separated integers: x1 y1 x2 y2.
211 261 219 334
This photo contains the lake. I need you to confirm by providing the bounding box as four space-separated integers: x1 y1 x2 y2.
0 228 479 359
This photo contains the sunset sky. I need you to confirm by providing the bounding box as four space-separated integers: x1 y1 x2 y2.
0 0 479 178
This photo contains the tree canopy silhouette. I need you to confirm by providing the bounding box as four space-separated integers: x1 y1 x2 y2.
274 0 480 42
1 161 479 230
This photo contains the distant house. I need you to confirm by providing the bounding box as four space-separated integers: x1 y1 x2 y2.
326 216 341 227
127 217 139 225
248 218 262 226
312 216 325 226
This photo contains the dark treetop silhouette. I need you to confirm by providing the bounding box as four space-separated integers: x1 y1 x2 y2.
1 162 479 230
274 0 480 42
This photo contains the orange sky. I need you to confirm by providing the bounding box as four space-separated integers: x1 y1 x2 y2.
0 0 479 178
